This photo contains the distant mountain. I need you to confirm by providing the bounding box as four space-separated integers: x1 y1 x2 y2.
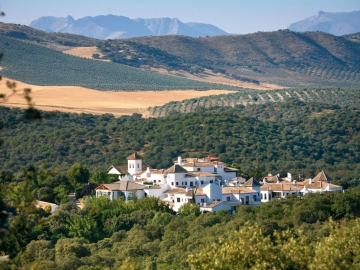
29 15 228 39
288 10 360 36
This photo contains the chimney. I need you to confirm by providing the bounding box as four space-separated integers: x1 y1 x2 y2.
178 156 182 165
309 178 312 184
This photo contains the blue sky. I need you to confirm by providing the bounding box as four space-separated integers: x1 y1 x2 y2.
1 0 359 34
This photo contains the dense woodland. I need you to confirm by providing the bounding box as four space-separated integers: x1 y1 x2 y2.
2 179 360 269
0 100 359 187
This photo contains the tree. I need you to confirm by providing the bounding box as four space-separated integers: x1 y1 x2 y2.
66 163 90 190
178 203 201 217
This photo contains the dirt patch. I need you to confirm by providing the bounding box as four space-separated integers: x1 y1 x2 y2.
0 77 235 117
148 67 285 90
63 46 109 61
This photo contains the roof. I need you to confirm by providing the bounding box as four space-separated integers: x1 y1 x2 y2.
95 181 145 191
165 188 190 195
305 181 341 190
261 183 304 191
222 186 257 194
186 171 216 177
313 170 332 182
243 177 262 187
194 186 205 195
182 162 214 167
126 153 142 160
151 169 165 174
108 164 128 175
263 175 280 183
200 201 222 209
165 164 188 174
224 167 239 172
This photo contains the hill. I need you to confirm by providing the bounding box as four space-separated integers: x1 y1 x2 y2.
29 15 228 39
0 100 359 182
344 32 360 43
288 10 360 36
96 30 360 87
147 87 360 117
2 23 360 88
0 22 97 50
0 35 241 91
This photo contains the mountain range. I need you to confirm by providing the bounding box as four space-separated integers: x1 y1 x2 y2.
29 15 228 39
289 10 360 36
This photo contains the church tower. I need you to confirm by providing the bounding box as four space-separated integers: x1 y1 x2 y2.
127 153 143 175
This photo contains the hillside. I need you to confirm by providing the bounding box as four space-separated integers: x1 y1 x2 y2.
29 15 228 39
96 30 360 87
0 22 97 50
2 23 360 88
344 32 360 43
147 87 360 117
0 100 359 183
289 10 360 36
0 35 241 91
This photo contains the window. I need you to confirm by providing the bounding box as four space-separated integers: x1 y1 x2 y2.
245 196 249 205
264 193 267 200
197 168 200 171
201 181 204 185
269 194 272 200
176 182 179 186
210 180 213 183
177 198 180 202
214 167 217 173
185 182 187 185
190 182 193 186
201 198 205 203
137 163 139 168
261 193 263 199
171 182 174 186
153 180 156 183
182 182 184 185
253 195 256 201
226 196 230 201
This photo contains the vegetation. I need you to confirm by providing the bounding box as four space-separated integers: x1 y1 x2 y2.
0 22 97 49
148 87 360 117
0 100 359 186
2 181 360 269
97 30 360 87
0 35 242 91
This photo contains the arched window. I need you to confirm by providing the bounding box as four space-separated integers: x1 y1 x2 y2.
261 193 263 199
264 193 267 200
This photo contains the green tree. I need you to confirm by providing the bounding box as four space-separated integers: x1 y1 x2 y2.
66 163 90 190
66 215 100 242
178 203 201 217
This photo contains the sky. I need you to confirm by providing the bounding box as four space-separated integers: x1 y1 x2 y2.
1 0 360 34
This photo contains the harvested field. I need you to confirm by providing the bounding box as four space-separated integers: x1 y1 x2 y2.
0 77 235 117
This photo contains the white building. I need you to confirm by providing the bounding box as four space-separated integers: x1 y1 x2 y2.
95 154 343 212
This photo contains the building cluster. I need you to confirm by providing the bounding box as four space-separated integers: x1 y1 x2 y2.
95 153 343 212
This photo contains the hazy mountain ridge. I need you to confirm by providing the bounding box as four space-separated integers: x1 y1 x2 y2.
30 15 228 39
289 10 360 36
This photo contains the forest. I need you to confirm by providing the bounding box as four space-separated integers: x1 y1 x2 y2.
2 176 360 269
0 99 359 187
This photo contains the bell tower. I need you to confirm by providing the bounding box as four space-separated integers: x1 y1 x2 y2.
127 153 143 175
